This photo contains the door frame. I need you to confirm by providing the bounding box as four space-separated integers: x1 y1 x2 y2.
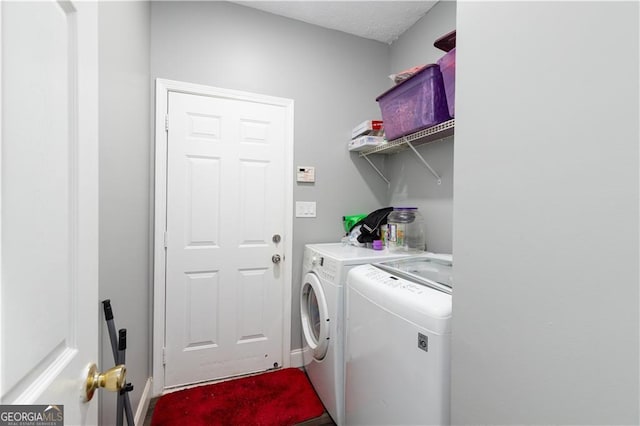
152 79 294 395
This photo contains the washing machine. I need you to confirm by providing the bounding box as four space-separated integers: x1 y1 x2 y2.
345 254 453 426
300 243 411 425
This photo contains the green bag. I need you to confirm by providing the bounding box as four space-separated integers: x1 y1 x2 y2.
342 214 367 234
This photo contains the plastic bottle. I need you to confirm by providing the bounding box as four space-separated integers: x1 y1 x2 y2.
386 207 425 252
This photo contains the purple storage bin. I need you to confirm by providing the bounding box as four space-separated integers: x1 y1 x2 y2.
376 64 450 141
437 47 456 117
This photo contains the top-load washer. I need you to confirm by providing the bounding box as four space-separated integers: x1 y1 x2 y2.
345 254 453 426
300 243 411 425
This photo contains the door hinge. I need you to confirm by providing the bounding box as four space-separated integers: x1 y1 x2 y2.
162 347 166 366
165 114 169 131
163 231 168 248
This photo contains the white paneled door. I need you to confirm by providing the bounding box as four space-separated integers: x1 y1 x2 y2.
0 1 99 424
162 88 292 388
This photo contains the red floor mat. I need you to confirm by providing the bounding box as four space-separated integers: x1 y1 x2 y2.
150 368 325 426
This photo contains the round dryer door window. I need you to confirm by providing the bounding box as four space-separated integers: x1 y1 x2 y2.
300 272 329 360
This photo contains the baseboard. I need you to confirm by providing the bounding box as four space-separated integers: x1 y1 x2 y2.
134 377 153 426
290 347 310 368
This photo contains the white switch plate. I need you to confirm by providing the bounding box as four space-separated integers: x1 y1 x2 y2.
296 166 315 183
296 201 316 218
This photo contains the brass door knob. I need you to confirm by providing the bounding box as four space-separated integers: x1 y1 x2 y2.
84 363 126 402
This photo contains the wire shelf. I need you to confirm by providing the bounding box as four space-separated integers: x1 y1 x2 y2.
358 119 455 157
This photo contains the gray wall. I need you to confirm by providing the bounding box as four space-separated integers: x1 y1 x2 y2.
451 1 639 424
98 3 640 424
98 2 151 424
150 1 391 350
387 0 456 253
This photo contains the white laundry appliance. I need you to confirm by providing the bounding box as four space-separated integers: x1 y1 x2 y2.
300 243 411 425
345 254 453 426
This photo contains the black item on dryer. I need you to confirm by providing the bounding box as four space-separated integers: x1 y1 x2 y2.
356 207 394 244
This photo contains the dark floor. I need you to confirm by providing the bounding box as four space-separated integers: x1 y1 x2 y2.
293 412 335 426
142 397 157 426
142 396 336 426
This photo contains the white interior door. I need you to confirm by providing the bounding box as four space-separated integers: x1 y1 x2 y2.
0 1 99 424
161 87 292 388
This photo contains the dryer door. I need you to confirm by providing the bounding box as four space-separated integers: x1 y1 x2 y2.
300 272 330 360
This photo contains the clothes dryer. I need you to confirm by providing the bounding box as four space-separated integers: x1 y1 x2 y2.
300 243 410 425
345 254 453 426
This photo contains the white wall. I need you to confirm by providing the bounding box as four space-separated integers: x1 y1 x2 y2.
150 1 391 350
452 1 639 424
387 0 456 253
98 2 151 424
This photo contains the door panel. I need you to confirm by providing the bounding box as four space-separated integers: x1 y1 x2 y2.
237 267 269 342
1 1 98 423
3 4 72 398
239 160 269 244
185 271 219 349
164 91 288 387
186 157 220 246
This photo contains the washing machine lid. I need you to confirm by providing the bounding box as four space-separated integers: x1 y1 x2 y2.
300 273 330 360
375 253 453 294
348 264 452 335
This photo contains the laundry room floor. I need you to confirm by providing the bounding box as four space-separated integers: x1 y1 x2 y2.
142 395 336 425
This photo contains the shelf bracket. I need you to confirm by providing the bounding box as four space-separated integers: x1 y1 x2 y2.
361 154 390 186
404 139 442 184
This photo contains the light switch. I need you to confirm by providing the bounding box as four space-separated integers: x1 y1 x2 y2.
296 201 316 218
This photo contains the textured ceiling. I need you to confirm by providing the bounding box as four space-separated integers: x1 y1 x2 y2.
229 1 439 44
